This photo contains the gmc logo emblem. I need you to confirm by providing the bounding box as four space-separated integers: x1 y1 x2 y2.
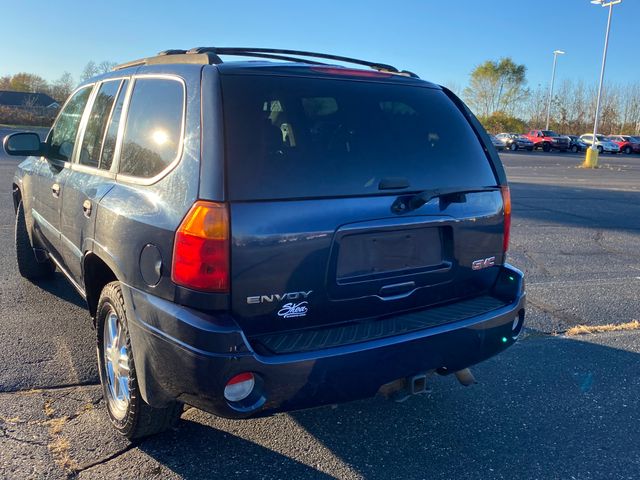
471 256 496 271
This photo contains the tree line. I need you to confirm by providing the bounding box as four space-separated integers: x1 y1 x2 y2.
448 57 640 135
0 60 117 103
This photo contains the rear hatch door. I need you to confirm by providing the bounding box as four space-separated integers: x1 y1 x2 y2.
220 72 505 337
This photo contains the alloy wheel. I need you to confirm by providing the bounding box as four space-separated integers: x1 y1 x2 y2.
103 307 131 420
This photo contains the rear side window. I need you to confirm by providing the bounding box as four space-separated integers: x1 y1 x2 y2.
118 78 184 178
221 75 496 200
100 79 129 171
78 79 123 169
49 87 92 161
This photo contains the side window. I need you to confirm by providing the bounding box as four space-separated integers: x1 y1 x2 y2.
49 87 92 161
99 79 129 171
118 78 184 178
78 80 122 169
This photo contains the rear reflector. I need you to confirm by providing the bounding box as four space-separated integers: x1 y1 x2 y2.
224 372 255 402
501 186 511 253
172 201 229 292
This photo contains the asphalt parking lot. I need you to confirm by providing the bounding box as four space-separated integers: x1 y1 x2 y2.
1 130 639 479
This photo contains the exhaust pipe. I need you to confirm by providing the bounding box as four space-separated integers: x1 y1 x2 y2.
454 368 477 386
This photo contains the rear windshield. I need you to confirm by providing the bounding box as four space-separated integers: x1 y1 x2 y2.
221 75 496 200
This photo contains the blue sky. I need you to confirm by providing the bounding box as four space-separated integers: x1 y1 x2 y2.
2 0 638 89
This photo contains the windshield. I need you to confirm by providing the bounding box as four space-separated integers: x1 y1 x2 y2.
596 134 607 141
221 75 497 200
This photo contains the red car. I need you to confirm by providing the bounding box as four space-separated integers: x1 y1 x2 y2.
608 135 640 154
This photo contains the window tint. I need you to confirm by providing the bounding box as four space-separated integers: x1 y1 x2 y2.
100 79 129 171
49 87 92 161
222 75 497 200
119 78 183 178
78 80 122 168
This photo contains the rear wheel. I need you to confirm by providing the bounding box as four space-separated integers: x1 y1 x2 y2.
14 200 55 281
96 281 182 439
571 145 579 153
509 143 517 151
597 146 603 154
624 146 632 154
542 143 551 152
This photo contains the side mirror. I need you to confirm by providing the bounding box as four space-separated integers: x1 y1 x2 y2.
3 132 46 157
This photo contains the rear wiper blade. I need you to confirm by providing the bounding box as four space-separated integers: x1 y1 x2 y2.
392 186 499 213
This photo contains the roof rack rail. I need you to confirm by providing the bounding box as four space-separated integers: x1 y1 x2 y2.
114 47 419 78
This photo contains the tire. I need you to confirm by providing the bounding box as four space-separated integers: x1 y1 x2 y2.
527 147 534 151
542 143 551 152
597 146 603 154
15 200 55 280
571 145 579 153
509 143 517 151
624 146 632 154
96 281 182 439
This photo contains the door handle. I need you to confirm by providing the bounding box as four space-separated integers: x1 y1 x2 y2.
51 183 60 198
82 199 92 217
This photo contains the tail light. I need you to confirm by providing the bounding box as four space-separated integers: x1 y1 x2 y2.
501 186 511 253
172 201 229 292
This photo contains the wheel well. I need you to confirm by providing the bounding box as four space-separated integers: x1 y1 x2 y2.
84 253 117 319
12 184 21 213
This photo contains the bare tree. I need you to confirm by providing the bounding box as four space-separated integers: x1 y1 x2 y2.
51 72 75 103
97 61 117 74
80 61 99 81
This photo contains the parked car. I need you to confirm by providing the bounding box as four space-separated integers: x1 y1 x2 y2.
4 47 525 439
490 135 505 151
579 134 620 154
566 135 589 153
607 135 640 154
524 130 570 152
495 133 534 151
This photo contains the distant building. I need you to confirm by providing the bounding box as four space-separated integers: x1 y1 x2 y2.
0 91 60 109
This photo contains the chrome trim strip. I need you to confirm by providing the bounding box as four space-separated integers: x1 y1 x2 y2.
47 253 87 299
31 208 59 239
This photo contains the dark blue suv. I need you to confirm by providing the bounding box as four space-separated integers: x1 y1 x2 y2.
5 48 525 439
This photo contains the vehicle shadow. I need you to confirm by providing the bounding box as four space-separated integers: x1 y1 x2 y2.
136 418 336 479
130 331 640 479
34 271 87 309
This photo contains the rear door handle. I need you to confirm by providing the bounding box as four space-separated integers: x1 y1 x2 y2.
51 183 60 198
82 199 92 217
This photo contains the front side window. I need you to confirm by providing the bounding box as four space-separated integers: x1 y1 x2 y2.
49 87 92 161
118 78 184 178
78 80 123 169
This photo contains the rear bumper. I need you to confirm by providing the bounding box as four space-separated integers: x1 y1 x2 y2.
124 265 526 419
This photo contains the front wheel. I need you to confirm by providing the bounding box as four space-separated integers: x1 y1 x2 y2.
542 143 551 152
597 146 604 154
15 200 55 281
571 145 579 153
96 281 182 439
509 143 517 151
624 146 632 154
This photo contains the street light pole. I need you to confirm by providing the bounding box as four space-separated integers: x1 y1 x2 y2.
585 0 622 168
545 50 564 131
